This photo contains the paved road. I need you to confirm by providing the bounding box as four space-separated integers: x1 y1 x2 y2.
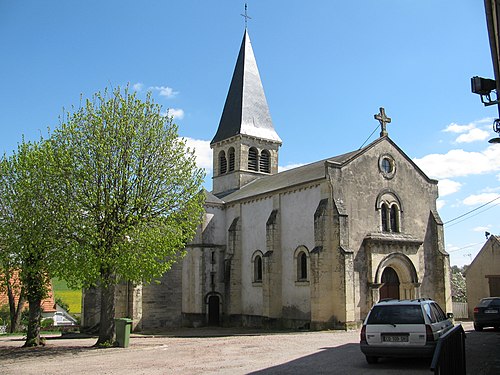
0 322 498 374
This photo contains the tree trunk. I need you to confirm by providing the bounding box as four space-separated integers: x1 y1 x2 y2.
23 295 42 347
10 289 25 333
95 273 116 347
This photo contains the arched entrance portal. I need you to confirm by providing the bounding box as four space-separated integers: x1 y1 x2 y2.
207 295 220 326
372 253 420 304
379 267 400 300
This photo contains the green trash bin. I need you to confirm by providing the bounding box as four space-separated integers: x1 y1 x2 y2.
115 318 133 348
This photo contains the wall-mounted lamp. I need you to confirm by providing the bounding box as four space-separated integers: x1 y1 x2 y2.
471 76 499 106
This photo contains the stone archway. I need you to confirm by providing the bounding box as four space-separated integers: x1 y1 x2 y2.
371 253 420 303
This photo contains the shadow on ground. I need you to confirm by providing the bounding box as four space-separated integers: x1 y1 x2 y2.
248 343 430 375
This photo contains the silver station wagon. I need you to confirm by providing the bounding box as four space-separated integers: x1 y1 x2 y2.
360 298 454 364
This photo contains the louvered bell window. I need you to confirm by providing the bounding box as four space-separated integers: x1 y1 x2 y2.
248 147 258 171
260 150 270 173
228 147 235 172
219 151 227 175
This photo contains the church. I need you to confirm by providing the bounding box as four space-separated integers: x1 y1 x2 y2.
82 28 452 332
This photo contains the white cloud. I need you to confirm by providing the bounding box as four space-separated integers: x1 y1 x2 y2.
443 118 494 143
473 226 491 232
278 163 306 172
413 145 500 179
183 138 212 172
462 192 500 206
132 82 144 91
443 123 475 133
455 128 490 143
436 200 446 210
438 179 462 197
166 108 185 120
149 86 178 98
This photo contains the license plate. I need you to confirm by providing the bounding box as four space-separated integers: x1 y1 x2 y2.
485 309 498 314
382 335 409 342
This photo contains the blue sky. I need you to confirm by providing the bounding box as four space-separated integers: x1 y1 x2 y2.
1 1 499 267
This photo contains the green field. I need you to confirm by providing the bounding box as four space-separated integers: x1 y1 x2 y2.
51 278 82 315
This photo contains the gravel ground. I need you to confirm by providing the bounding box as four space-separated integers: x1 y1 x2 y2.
0 321 498 375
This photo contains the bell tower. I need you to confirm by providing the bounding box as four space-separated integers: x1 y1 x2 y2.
211 29 282 197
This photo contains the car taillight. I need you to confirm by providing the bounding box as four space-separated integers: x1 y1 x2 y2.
425 324 434 343
473 307 479 313
360 325 367 343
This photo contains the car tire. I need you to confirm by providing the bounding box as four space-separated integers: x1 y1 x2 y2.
366 356 378 364
474 323 483 332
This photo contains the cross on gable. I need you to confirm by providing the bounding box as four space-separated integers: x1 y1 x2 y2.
241 3 252 28
374 107 392 137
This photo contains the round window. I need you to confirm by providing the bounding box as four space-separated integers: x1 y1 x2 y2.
379 155 396 178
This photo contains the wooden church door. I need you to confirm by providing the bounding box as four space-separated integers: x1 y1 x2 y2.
208 295 220 326
379 267 400 300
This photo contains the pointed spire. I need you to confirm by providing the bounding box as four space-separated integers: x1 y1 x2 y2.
211 30 281 145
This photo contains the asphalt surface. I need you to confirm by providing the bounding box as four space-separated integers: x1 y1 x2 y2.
0 321 498 374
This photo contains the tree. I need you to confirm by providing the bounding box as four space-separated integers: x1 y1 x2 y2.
450 265 467 303
0 139 61 345
0 267 26 333
50 87 205 346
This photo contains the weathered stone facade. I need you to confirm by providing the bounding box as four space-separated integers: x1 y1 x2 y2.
466 235 500 317
81 29 452 333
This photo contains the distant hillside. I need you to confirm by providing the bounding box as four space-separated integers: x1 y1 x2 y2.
52 278 82 315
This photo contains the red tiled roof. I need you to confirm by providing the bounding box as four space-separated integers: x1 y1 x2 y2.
0 270 56 313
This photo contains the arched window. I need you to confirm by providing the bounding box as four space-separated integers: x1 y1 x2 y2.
298 252 308 281
252 251 263 283
381 203 389 232
390 204 399 232
378 191 402 233
228 147 235 172
260 150 270 173
219 151 227 175
248 147 258 171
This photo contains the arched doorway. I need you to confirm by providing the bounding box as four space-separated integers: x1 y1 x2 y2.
379 267 400 300
207 295 220 326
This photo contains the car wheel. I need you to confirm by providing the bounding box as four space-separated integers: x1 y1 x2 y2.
474 323 483 332
366 356 378 364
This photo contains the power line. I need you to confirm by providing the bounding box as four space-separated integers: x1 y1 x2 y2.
359 125 379 150
445 202 500 228
443 195 500 225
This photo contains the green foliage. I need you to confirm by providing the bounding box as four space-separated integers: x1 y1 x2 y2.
55 296 70 313
0 86 205 345
0 304 9 329
41 318 53 328
0 138 63 344
50 86 205 288
451 265 468 303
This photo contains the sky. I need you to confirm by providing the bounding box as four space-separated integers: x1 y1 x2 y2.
1 1 499 267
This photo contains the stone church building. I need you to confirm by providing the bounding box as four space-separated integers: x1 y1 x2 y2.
82 29 452 332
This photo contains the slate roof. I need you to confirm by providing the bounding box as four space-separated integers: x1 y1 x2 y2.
223 148 361 203
211 30 281 145
220 136 437 203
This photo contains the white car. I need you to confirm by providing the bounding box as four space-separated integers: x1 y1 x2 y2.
360 298 454 364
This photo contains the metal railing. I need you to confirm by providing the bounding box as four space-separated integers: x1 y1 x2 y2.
430 324 466 375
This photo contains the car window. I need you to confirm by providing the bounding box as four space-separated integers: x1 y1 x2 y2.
489 299 500 308
367 305 424 324
478 299 493 307
423 304 437 323
430 303 446 321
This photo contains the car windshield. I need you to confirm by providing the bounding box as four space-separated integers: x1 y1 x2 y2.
367 305 424 325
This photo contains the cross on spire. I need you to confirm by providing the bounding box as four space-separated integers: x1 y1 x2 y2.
241 3 251 29
374 107 392 137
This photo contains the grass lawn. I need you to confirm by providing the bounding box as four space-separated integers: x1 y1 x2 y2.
51 278 82 315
